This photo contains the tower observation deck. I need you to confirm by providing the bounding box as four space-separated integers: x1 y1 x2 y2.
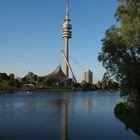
62 0 72 77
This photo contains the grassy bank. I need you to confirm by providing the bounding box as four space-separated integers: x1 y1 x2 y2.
0 81 18 91
114 102 140 136
37 89 76 92
0 85 78 94
37 85 81 92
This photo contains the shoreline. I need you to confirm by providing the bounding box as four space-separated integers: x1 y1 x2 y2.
0 89 119 95
0 88 82 94
114 102 140 136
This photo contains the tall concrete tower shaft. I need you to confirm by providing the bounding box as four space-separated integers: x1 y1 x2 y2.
62 0 72 77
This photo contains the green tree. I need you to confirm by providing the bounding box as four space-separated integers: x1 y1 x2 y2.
81 80 88 91
9 73 15 80
43 78 53 86
96 80 102 89
98 0 140 99
101 72 119 90
23 72 38 82
0 73 9 80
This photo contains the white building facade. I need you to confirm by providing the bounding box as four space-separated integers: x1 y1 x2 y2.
83 70 93 84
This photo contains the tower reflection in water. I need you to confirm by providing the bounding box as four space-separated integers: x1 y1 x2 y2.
59 93 92 140
61 95 69 140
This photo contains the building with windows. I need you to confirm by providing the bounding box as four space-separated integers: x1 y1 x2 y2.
83 70 93 84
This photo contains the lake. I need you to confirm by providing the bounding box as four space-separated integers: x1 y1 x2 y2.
0 91 139 140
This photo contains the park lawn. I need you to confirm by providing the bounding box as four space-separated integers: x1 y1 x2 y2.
0 81 17 91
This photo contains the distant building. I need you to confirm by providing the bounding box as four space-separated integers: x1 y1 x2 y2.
23 84 36 91
83 70 93 84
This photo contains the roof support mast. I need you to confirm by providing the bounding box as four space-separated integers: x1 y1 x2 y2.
61 50 78 85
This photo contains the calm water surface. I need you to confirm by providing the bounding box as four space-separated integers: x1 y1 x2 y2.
0 91 139 140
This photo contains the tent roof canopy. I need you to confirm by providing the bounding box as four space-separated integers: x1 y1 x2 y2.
45 65 69 82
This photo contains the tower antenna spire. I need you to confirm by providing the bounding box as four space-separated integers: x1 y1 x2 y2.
66 0 69 20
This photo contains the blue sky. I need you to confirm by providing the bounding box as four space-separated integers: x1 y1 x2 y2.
0 0 118 82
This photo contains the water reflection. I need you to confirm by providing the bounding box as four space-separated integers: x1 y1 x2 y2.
0 91 139 140
61 95 68 140
60 93 94 140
